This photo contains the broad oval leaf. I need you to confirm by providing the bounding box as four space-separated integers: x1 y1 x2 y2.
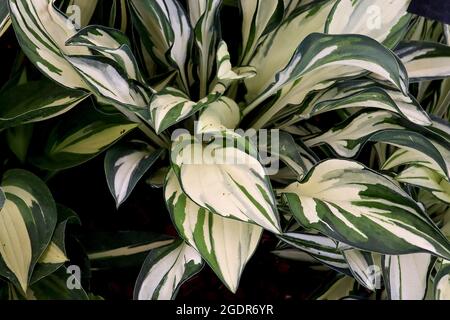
196 96 241 134
165 170 262 292
281 159 450 259
171 132 281 234
0 169 57 293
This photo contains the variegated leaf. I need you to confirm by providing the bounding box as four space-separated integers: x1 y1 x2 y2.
306 111 449 179
0 0 11 37
306 111 403 157
382 121 450 179
326 0 411 48
245 33 408 128
239 0 284 64
188 0 222 97
8 0 89 90
245 0 336 101
382 253 433 300
171 132 281 233
396 41 450 82
31 205 80 284
134 239 203 300
105 140 164 207
82 231 174 270
165 170 262 292
66 0 98 27
196 96 240 134
433 259 450 300
26 267 88 300
0 80 88 129
0 170 57 293
298 81 431 126
396 166 450 204
342 249 382 291
281 159 450 259
33 108 137 170
10 0 149 124
128 0 192 91
66 25 144 82
316 276 358 300
216 40 256 81
278 232 350 274
65 55 150 110
150 86 220 134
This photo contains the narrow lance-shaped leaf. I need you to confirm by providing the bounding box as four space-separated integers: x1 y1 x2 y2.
66 25 144 82
0 170 57 293
134 239 203 300
382 253 433 300
306 111 449 179
105 140 164 207
381 121 450 179
245 0 336 101
188 0 222 97
81 231 174 270
278 232 350 274
165 170 262 292
150 86 220 134
342 249 382 291
306 111 404 158
0 79 89 130
32 107 138 170
396 41 450 82
246 33 409 128
281 159 450 259
171 132 282 233
297 80 431 126
0 0 11 37
31 205 80 284
395 166 450 205
128 0 192 91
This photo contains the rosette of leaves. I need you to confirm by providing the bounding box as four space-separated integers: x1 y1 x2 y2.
1 0 450 300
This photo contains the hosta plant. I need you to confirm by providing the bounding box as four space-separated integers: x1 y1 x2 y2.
0 0 450 300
